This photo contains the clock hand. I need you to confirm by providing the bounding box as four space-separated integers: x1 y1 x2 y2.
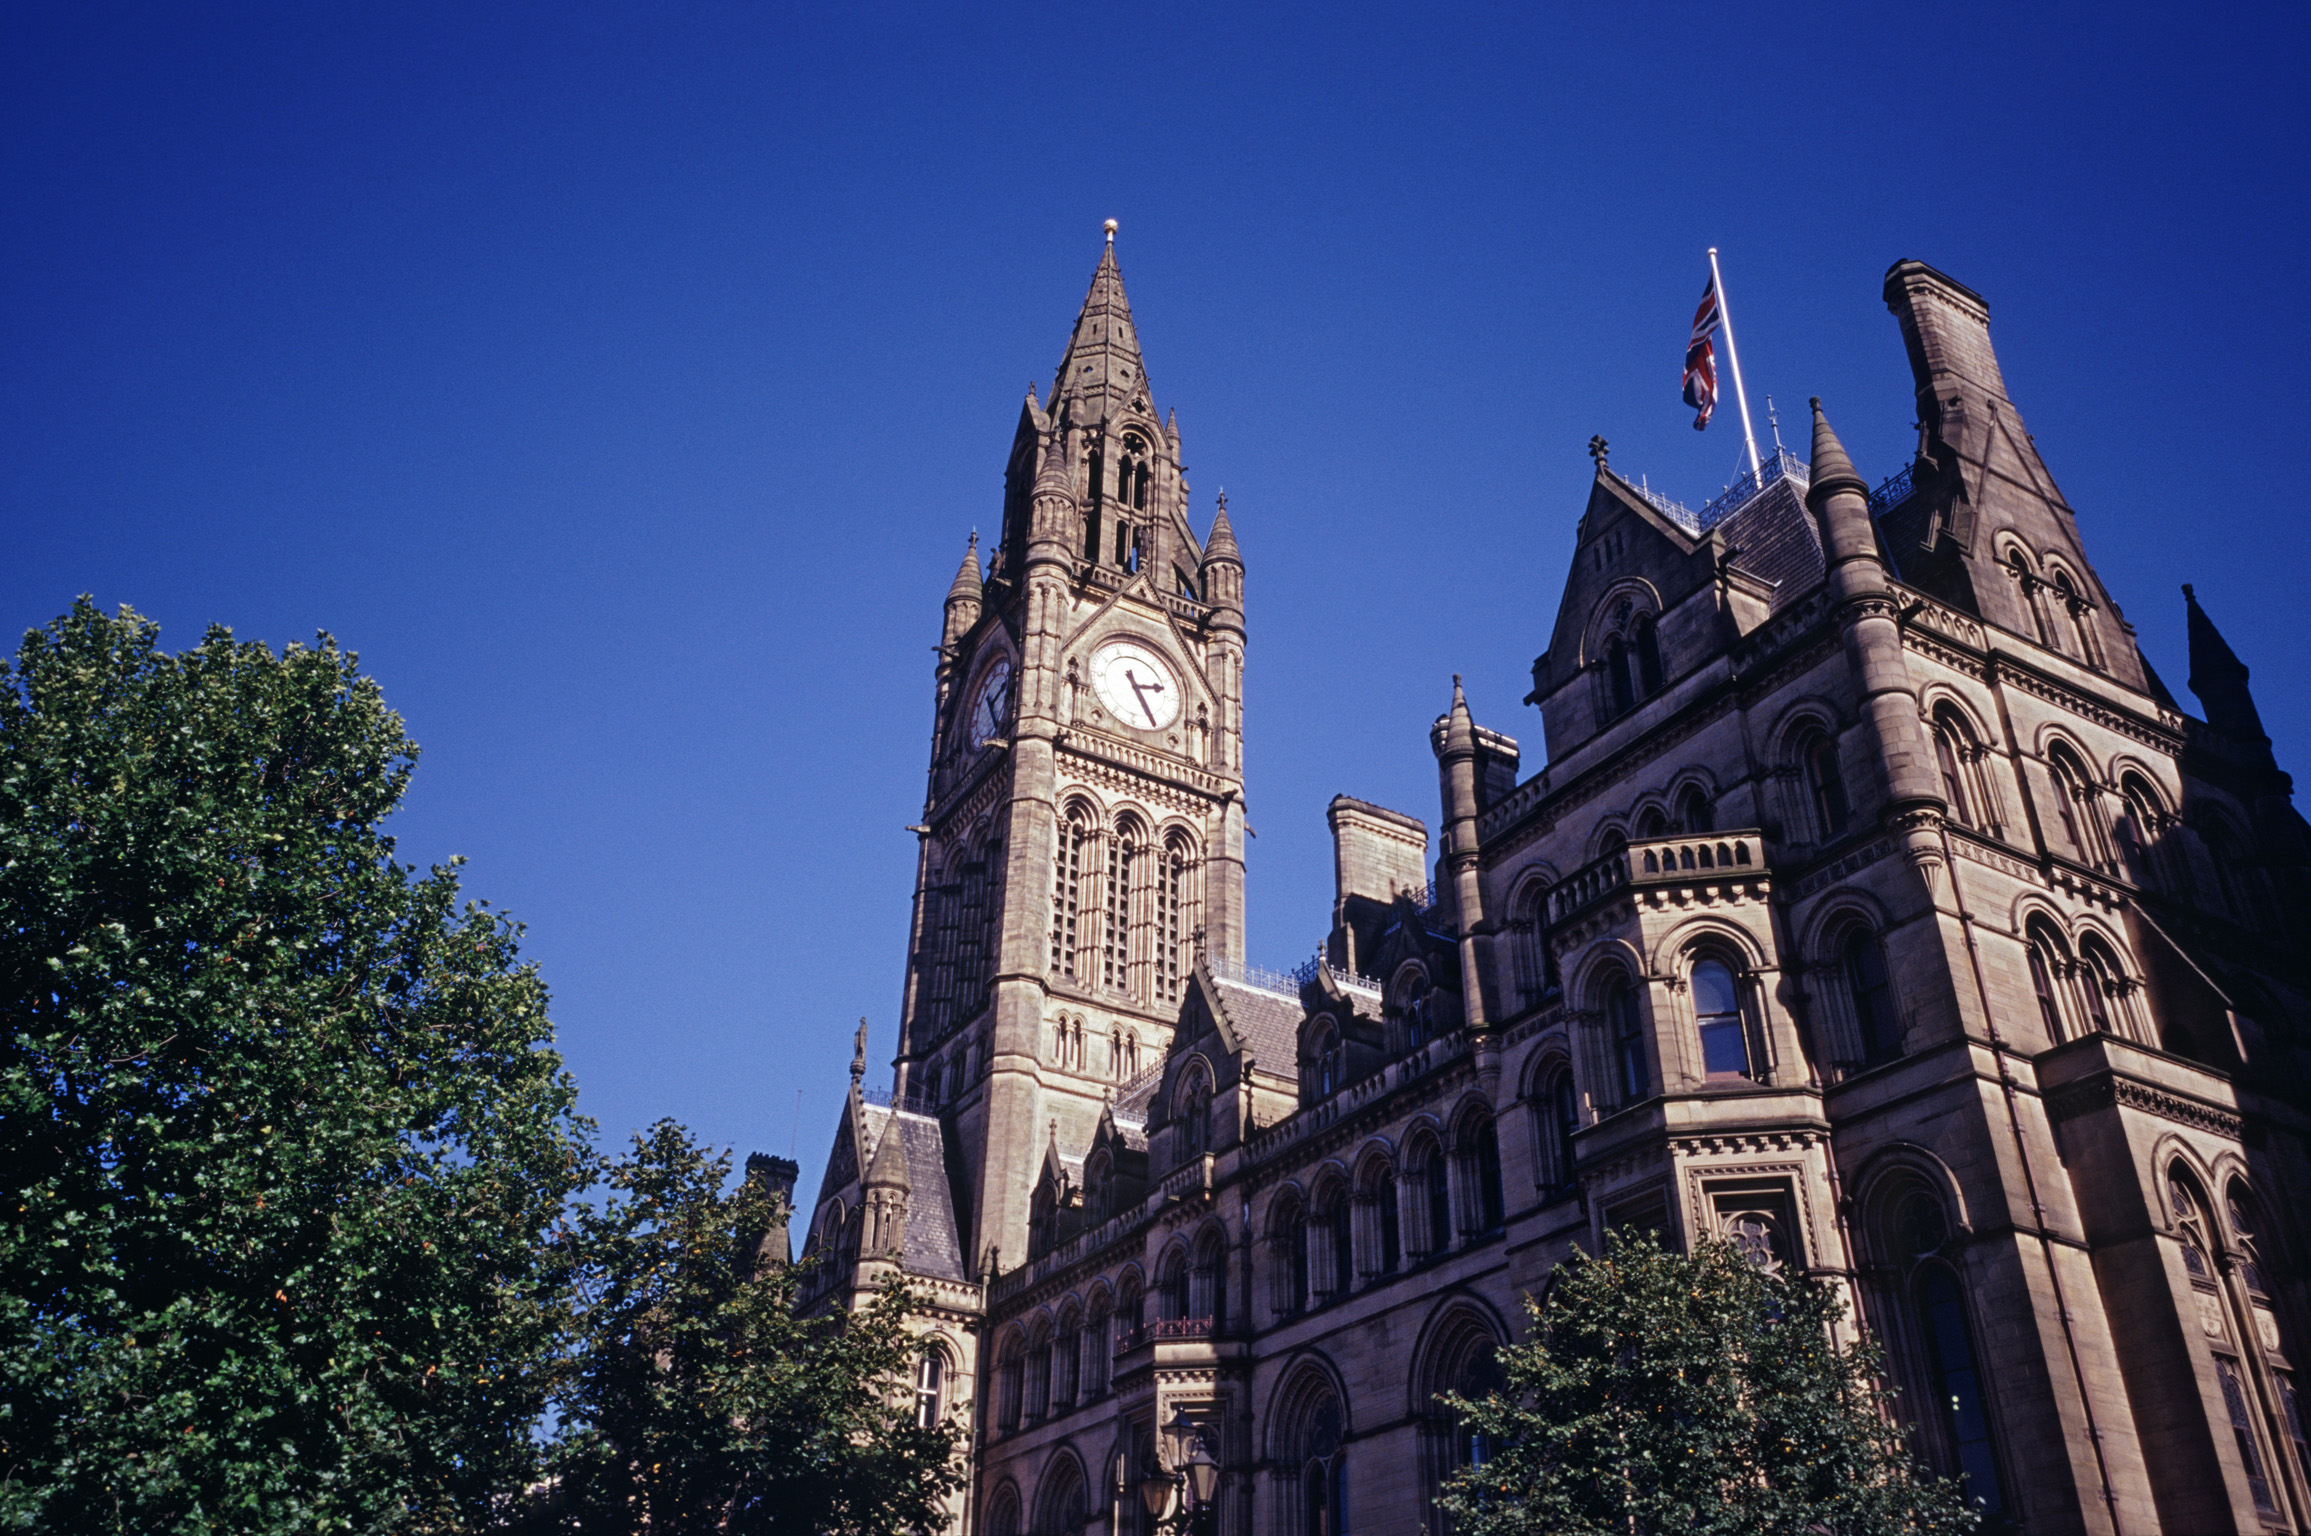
1125 670 1165 726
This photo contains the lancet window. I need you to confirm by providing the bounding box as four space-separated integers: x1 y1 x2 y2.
1100 821 1138 992
1803 731 1851 840
1052 809 1089 980
1606 975 1647 1105
1156 837 1192 1004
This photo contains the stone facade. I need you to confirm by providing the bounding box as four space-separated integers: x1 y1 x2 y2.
797 240 2311 1535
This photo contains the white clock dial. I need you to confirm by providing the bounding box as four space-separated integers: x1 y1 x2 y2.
969 659 1013 749
1088 641 1180 730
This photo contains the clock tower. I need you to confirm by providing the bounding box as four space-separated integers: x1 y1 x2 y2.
891 227 1248 1274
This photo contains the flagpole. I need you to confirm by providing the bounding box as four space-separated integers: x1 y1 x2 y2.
1708 247 1762 481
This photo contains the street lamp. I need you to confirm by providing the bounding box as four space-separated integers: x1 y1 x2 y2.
1182 1437 1220 1508
1144 1408 1221 1535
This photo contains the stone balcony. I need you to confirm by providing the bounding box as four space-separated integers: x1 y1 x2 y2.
1547 830 1766 929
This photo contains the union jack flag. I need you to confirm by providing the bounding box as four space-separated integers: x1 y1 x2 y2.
1683 276 1722 430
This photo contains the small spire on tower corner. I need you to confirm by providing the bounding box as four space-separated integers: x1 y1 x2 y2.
1202 491 1240 568
947 531 983 606
1804 397 1868 506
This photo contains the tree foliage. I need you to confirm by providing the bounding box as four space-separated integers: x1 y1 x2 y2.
535 1121 964 1536
1438 1229 1981 1536
0 601 591 1534
0 601 970 1534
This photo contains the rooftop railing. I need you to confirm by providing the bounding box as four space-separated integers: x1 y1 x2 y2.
1205 955 1302 995
1867 464 1916 515
1626 447 1809 537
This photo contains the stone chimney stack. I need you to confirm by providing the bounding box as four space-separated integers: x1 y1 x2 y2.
741 1152 800 1276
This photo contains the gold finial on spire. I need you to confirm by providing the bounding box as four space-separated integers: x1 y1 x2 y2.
1103 218 1118 244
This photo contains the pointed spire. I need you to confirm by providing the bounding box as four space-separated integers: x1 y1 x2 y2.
2184 584 2270 746
1804 397 1868 506
850 1017 868 1087
1049 226 1153 423
1442 674 1476 756
1202 492 1240 568
946 531 982 605
863 1118 911 1192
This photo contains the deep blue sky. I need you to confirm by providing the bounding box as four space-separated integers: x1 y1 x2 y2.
7 3 2306 1208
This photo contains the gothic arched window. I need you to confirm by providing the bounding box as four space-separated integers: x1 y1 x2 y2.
1677 784 1714 833
1459 1114 1504 1234
2051 569 2100 667
1306 1019 1342 1101
1606 976 1647 1105
1606 638 1636 718
2079 935 2141 1043
1692 957 1751 1078
1636 615 1664 696
2116 774 2170 894
2047 745 2106 868
1271 1192 1310 1315
1084 1293 1112 1398
996 1333 1025 1432
1312 1182 1353 1298
1541 1069 1579 1193
1420 1141 1452 1257
2023 919 2070 1043
1178 1069 1213 1158
1400 972 1432 1052
1156 838 1191 1004
1803 731 1851 839
1933 709 1975 829
1843 928 1900 1065
915 1345 949 1429
1101 820 1138 993
1358 1156 1400 1277
1915 1264 2003 1512
1052 809 1089 980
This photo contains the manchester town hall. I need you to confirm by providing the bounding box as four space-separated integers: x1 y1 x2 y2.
758 231 2311 1535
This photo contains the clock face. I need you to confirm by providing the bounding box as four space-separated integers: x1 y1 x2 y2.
1088 640 1180 730
969 659 1012 749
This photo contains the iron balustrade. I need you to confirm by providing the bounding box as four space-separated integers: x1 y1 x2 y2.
1867 463 1916 514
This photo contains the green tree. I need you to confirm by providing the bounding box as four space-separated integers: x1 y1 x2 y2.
1439 1228 1981 1536
536 1120 964 1536
0 601 591 1534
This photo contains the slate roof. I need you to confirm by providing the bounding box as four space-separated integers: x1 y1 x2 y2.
859 1105 969 1283
1111 1065 1163 1146
1715 475 1825 607
1211 975 1305 1069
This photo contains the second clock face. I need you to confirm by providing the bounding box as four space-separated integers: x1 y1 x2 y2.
1089 640 1180 730
969 659 1013 749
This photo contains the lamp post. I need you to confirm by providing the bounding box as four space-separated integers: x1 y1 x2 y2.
1138 1408 1221 1536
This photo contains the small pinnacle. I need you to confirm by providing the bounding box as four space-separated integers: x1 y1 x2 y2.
2182 583 2195 598
1103 218 1117 244
1809 395 1822 410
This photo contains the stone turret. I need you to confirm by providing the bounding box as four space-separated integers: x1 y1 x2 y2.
859 1117 912 1268
1200 494 1242 626
1435 677 1491 1028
